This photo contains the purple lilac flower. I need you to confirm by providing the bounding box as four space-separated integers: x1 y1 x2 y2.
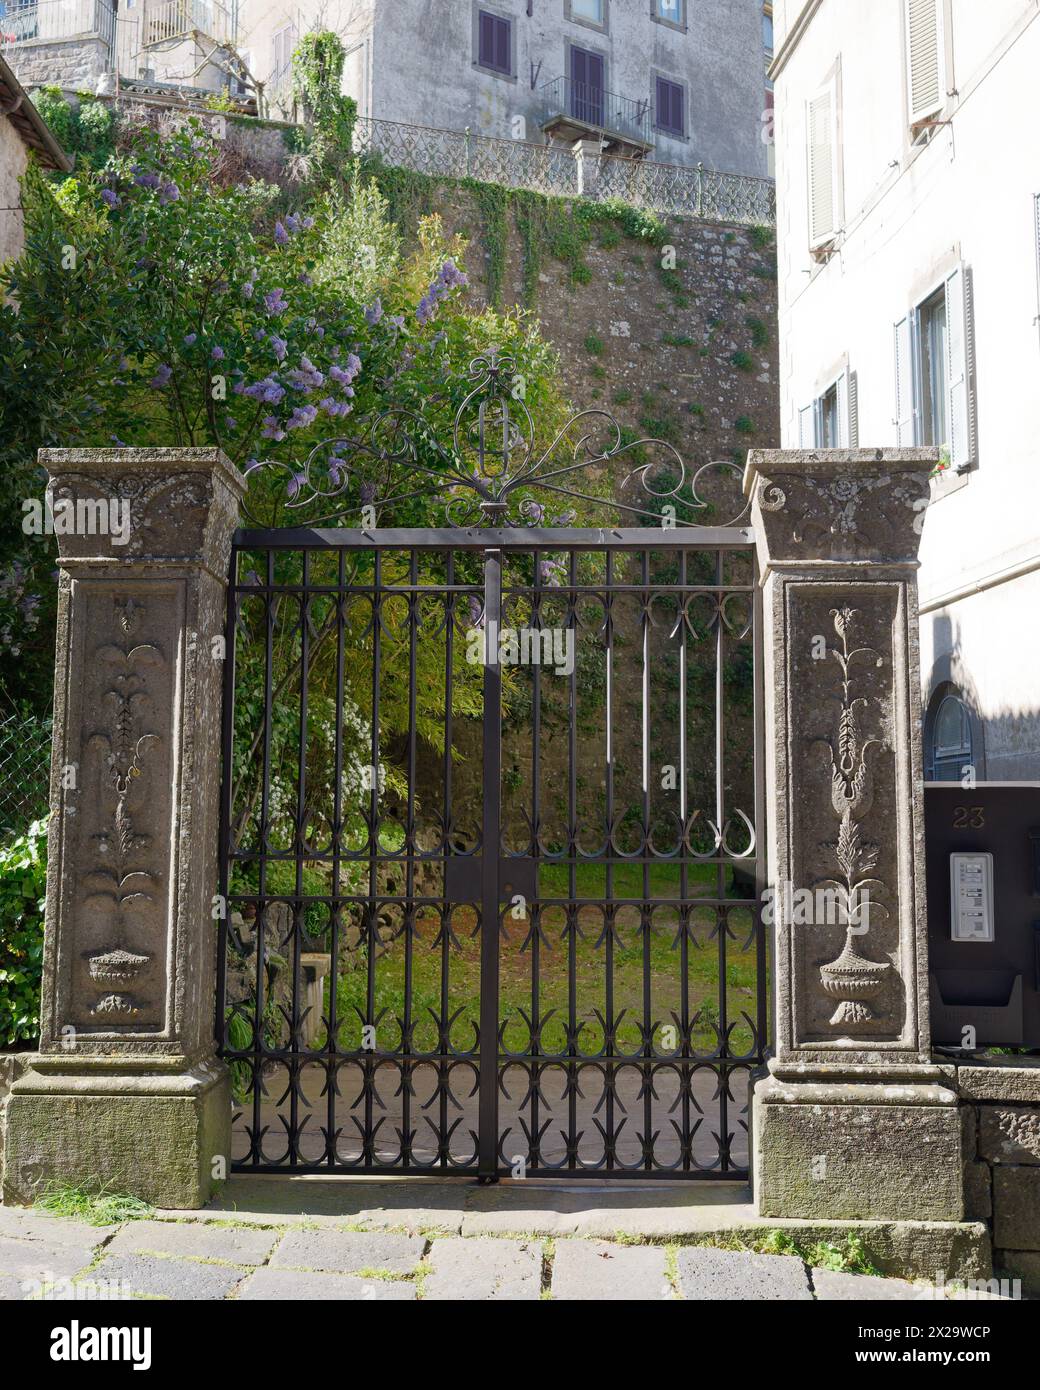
284 213 301 234
298 272 313 286
100 188 119 208
158 182 180 205
242 279 254 299
359 481 377 506
286 404 318 431
274 221 290 245
301 215 314 230
211 345 224 361
242 375 285 405
149 364 172 388
264 288 287 317
261 416 285 441
270 335 287 362
364 298 383 326
225 416 237 430
183 332 197 346
134 171 160 190
328 456 346 485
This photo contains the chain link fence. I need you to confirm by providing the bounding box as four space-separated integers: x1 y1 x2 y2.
353 116 775 228
0 715 52 842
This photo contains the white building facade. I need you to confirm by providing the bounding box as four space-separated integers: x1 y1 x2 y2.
770 0 1040 779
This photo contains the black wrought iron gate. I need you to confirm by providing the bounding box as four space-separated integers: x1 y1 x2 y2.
217 525 767 1179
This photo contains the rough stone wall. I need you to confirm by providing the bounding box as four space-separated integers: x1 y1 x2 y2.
1 37 109 91
0 110 29 267
957 1063 1040 1293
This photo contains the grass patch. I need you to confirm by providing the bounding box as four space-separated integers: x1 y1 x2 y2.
35 1182 154 1227
730 350 754 372
583 333 605 356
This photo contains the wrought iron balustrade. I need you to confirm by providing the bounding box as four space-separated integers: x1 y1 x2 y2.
538 74 652 150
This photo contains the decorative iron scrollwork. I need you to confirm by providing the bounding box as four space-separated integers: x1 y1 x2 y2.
242 350 752 530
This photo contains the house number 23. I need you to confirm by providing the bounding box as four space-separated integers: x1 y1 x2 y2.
952 805 986 829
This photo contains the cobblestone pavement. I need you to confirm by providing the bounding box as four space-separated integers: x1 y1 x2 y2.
0 1183 1017 1302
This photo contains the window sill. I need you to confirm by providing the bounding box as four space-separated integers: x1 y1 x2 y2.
928 464 970 503
472 61 517 83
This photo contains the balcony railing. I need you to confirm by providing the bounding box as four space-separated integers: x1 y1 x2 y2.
354 115 775 227
142 0 233 47
0 0 112 46
538 75 652 152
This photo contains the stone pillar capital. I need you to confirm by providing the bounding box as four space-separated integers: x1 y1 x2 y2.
39 447 245 574
743 448 936 570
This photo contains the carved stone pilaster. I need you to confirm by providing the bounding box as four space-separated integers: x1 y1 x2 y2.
3 450 245 1209
744 449 966 1224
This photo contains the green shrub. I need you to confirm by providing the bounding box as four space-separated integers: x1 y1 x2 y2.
0 817 48 1046
735 415 756 435
583 333 604 355
31 86 76 150
730 350 754 372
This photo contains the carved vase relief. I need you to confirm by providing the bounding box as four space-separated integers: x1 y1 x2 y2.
813 606 891 1025
81 595 161 1024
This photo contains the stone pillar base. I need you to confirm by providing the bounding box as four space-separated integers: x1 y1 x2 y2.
2 1058 230 1209
753 1067 964 1223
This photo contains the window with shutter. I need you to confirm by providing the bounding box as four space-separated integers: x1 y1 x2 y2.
894 314 916 445
807 83 837 248
905 0 944 128
944 263 976 469
655 77 685 137
798 404 817 448
478 11 512 76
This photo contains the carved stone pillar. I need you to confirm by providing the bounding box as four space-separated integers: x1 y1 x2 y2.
3 449 245 1208
745 449 965 1222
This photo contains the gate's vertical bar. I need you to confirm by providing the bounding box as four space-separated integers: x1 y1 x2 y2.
439 550 455 1167
678 547 691 1165
215 543 238 1056
290 548 310 1164
603 548 616 1169
327 548 347 1166
640 549 653 1170
530 548 543 1171
714 546 731 1169
403 549 419 1166
364 549 382 1167
478 547 503 1178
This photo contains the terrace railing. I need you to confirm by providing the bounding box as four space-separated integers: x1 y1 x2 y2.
353 115 775 227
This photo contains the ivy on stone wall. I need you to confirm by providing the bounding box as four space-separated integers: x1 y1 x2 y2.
360 154 668 310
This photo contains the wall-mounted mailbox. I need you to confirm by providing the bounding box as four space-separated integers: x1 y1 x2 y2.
925 783 1040 1048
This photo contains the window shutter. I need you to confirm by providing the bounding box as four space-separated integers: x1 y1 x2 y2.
945 263 977 469
798 404 817 448
906 0 943 125
479 12 493 67
495 16 510 74
835 369 850 447
848 370 859 447
807 85 836 246
1034 193 1040 324
894 315 915 445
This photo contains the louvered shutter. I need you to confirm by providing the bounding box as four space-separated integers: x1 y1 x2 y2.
894 315 915 445
847 369 859 448
906 0 943 125
798 404 817 448
494 16 510 74
807 85 836 246
945 264 977 469
835 369 849 447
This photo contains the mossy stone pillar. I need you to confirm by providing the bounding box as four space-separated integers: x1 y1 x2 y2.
745 448 967 1222
3 449 245 1209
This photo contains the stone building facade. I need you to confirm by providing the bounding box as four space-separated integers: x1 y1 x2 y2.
0 53 71 266
239 0 770 176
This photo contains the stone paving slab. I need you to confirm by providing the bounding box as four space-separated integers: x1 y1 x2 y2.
0 1207 116 1247
105 1219 277 1266
0 1237 96 1282
551 1239 671 1300
677 1247 813 1300
238 1268 417 1300
424 1237 542 1300
89 1254 249 1301
270 1229 426 1274
165 1179 467 1233
812 1268 926 1301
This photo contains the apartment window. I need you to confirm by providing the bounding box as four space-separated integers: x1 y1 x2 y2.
905 0 945 137
654 76 686 139
926 688 976 781
567 0 607 29
476 9 513 77
918 286 948 446
652 0 686 30
798 367 857 448
806 79 839 251
894 264 976 468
